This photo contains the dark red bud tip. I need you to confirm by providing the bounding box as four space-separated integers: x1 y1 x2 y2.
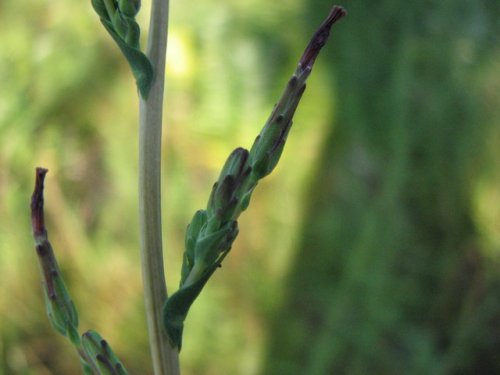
31 167 49 236
299 5 347 72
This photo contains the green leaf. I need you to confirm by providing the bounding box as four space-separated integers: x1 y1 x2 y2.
163 262 220 350
164 221 238 349
101 20 154 99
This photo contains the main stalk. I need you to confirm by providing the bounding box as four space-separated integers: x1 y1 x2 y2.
138 0 180 374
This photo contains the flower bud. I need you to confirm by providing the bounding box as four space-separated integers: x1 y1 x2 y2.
118 0 141 18
82 330 128 375
111 12 129 40
39 256 79 337
218 147 249 181
125 20 141 49
91 0 109 19
181 210 208 285
192 220 238 272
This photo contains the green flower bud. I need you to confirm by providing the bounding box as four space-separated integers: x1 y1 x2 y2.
82 330 128 375
81 361 95 375
35 239 79 337
206 148 253 222
218 147 249 181
91 0 109 19
118 0 141 18
111 12 129 40
210 176 238 218
249 117 286 171
249 76 305 179
193 220 238 271
125 20 141 49
91 0 153 99
237 188 254 213
181 210 208 285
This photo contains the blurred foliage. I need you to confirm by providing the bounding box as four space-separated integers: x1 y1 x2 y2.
0 0 328 374
0 1 498 375
263 1 500 375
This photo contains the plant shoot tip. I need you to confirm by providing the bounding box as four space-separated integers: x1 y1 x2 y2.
299 5 347 72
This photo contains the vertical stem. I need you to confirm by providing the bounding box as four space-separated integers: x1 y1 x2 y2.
138 0 180 374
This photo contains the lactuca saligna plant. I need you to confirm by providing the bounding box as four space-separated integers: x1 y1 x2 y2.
91 0 153 98
31 168 128 374
163 7 348 349
30 2 346 374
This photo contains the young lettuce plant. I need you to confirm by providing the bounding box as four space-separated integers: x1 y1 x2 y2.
30 2 346 374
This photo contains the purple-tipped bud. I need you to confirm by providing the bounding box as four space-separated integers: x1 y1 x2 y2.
207 148 252 222
31 168 79 337
298 6 347 74
31 168 48 240
218 148 250 182
82 330 128 375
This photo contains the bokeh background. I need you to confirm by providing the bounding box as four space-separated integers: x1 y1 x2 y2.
1 0 499 374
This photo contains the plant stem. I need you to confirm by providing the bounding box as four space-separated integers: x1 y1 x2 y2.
138 0 180 374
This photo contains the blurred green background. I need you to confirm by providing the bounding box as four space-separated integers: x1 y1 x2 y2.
1 0 499 374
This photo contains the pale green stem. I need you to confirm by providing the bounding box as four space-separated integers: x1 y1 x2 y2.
138 0 180 374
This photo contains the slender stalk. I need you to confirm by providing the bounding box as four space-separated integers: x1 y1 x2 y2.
138 0 180 374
